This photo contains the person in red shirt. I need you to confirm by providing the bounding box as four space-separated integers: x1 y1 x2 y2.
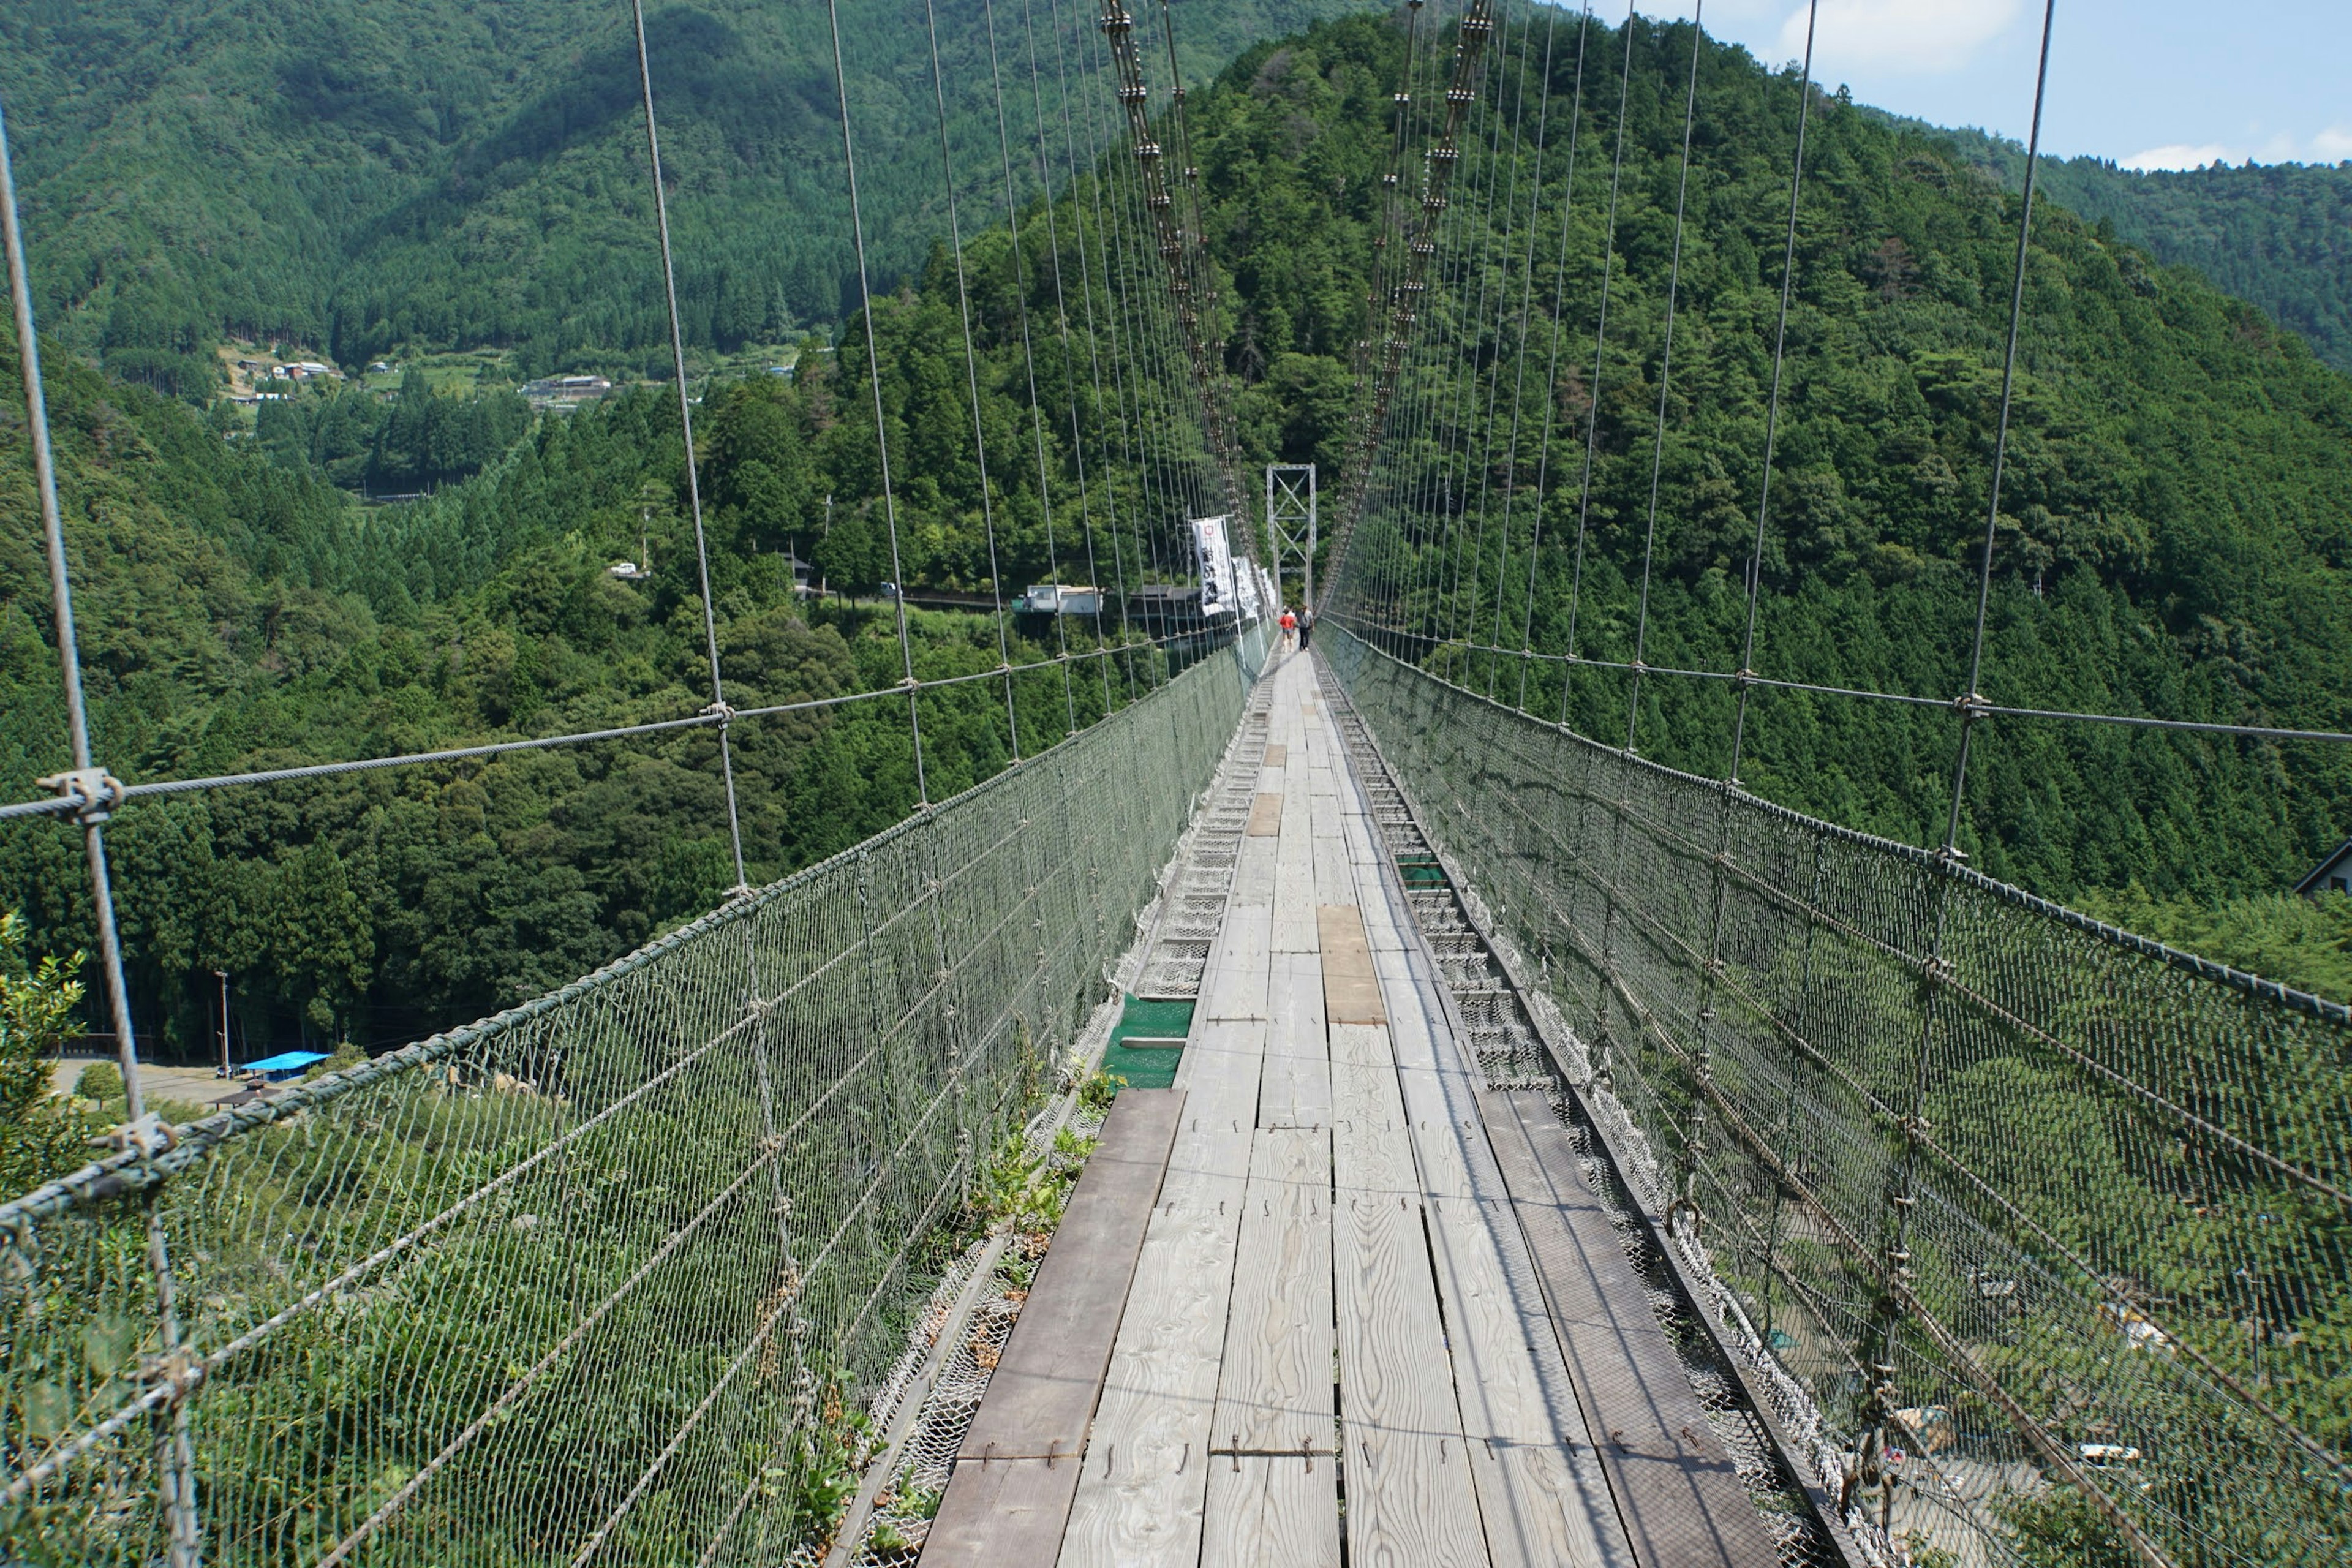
1279 608 1297 650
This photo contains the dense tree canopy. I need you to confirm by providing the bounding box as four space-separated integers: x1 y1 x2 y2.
5 6 2352 1063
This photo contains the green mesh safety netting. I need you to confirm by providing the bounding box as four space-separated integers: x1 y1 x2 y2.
0 625 1268 1567
1321 624 2351 1568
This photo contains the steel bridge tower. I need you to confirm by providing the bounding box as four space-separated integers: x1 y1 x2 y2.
1264 462 1316 614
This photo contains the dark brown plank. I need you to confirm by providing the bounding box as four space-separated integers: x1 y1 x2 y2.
1490 1089 1781 1568
957 1088 1186 1463
919 1455 1084 1567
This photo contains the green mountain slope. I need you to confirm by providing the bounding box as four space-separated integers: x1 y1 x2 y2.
1177 15 2352 902
7 7 2352 1051
0 0 1375 377
1882 114 2352 376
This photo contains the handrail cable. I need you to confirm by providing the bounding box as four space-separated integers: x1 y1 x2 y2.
0 633 1212 826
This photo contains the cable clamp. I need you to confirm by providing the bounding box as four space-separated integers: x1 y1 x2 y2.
91 1112 173 1158
899 676 921 692
702 700 736 724
39 766 126 825
140 1346 203 1406
1953 689 1989 720
1730 666 1757 690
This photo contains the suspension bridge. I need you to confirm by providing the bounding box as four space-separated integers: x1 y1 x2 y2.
1 2 2345 1566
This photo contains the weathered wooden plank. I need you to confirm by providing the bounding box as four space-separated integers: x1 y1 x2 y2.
1231 828 1278 908
1209 1129 1335 1453
1329 1028 1487 1567
920 1455 1084 1566
1360 925 1629 1568
1312 831 1355 908
960 1089 1186 1463
1246 792 1284 836
1260 952 1332 1130
1262 742 1288 767
1200 1455 1341 1568
1197 907 1271 1022
1490 1088 1782 1567
1316 905 1385 1025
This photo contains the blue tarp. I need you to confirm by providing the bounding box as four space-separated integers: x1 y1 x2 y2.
242 1050 330 1079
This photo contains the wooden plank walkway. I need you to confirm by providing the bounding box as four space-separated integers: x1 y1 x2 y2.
934 651 1778 1567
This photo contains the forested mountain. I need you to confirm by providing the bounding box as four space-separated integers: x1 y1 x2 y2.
0 0 1369 382
6 7 2352 1057
1884 115 2352 377
1187 18 2352 943
1204 15 2352 907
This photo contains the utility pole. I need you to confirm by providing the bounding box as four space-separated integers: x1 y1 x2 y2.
1265 463 1316 611
215 970 231 1077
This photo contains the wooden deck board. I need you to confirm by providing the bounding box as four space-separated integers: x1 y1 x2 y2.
1330 1021 1488 1567
958 1089 1185 1462
1261 952 1332 1131
1317 905 1386 1025
1201 1456 1341 1568
1208 1129 1335 1453
1488 1088 1781 1567
1246 791 1284 837
922 1456 1085 1566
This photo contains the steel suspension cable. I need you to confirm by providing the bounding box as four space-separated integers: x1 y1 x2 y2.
1044 0 1141 698
920 0 1025 760
1513 2 1598 712
0 91 202 1568
1019 0 1116 716
1482 1 1568 698
820 0 929 802
630 0 750 890
1560 1 1640 725
1432 9 1504 658
983 0 1081 737
1464 4 1539 678
1725 0 1819 781
1945 0 2058 860
1620 2 1705 757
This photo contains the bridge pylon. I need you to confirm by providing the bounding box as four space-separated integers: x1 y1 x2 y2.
1264 462 1316 615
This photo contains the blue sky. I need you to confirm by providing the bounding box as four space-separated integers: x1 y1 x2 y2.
1619 1 2351 168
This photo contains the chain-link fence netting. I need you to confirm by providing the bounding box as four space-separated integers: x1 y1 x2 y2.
1322 624 2351 1568
0 629 1264 1566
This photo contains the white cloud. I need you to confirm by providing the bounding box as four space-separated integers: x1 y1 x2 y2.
2119 129 2352 172
1783 0 2022 74
2120 143 2238 172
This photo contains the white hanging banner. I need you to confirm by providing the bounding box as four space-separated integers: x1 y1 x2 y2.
1193 515 1237 620
1236 549 1264 622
